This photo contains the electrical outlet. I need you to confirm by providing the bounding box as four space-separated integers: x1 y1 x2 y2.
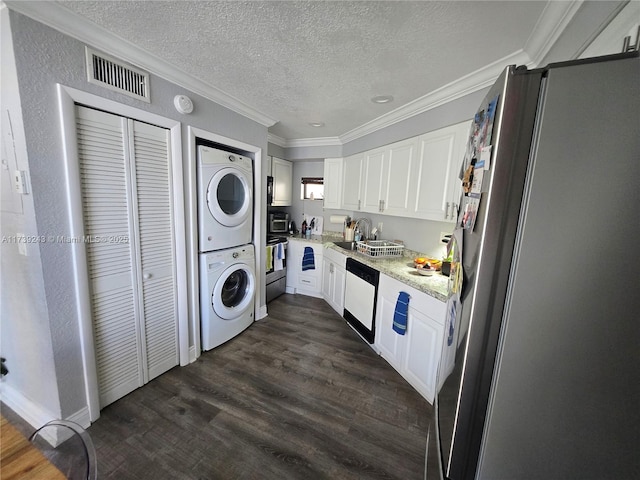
440 232 452 244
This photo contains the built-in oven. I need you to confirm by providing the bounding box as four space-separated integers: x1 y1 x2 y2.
266 236 287 303
268 211 289 234
343 258 379 343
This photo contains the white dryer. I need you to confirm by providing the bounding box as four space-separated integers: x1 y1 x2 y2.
197 145 253 252
200 244 256 351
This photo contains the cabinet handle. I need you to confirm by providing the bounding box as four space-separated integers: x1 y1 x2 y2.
382 200 385 212
358 200 361 210
445 202 450 219
143 273 151 280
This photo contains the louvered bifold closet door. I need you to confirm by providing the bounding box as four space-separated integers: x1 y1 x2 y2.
75 106 144 408
129 120 178 381
75 106 179 409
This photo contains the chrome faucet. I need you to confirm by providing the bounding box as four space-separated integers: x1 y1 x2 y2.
354 217 372 240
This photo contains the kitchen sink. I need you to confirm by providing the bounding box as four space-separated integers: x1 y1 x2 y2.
333 241 357 251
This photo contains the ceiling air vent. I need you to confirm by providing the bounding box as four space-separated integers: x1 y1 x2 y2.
85 47 150 102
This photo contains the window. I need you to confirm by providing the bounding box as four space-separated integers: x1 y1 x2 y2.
300 177 324 200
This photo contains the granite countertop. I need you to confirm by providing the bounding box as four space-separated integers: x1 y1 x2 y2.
286 233 449 302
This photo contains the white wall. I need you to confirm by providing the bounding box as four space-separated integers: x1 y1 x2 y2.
1 6 62 426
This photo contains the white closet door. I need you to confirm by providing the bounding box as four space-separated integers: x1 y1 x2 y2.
76 106 143 407
130 120 178 381
75 106 178 408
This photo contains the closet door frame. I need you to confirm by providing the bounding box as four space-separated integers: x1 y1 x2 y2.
57 84 188 422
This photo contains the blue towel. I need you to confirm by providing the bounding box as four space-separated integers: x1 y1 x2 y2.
301 246 315 271
393 291 410 335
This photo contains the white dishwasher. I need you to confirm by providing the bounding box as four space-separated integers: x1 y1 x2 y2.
344 257 379 344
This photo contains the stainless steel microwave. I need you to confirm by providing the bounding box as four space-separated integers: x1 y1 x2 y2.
269 212 289 233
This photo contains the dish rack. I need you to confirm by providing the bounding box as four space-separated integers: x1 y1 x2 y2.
356 240 404 258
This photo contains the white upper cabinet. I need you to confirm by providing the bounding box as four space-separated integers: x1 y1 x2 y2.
323 157 343 210
382 137 418 216
412 121 469 222
362 139 418 216
271 156 292 207
341 152 364 211
329 120 469 222
361 148 386 213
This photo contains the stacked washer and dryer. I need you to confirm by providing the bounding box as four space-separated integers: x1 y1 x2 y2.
197 145 256 351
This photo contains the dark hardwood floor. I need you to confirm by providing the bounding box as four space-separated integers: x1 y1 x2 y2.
3 294 432 479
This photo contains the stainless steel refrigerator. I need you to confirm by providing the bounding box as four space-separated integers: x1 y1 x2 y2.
427 52 639 480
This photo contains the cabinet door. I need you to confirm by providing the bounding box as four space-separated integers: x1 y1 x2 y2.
403 309 443 403
322 257 332 301
333 265 345 314
361 148 386 213
271 157 292 206
341 153 364 211
375 289 405 371
323 157 343 209
413 121 469 222
294 242 323 297
322 258 346 315
286 241 299 290
383 138 418 216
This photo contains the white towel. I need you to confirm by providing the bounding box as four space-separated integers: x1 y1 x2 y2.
274 243 285 271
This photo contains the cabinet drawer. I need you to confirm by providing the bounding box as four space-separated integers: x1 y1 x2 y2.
298 274 318 289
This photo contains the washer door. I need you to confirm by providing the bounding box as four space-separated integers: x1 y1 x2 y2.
212 263 255 320
206 167 252 227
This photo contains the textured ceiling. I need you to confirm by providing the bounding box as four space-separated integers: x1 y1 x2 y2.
53 1 549 140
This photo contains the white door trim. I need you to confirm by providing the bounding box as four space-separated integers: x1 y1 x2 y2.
56 84 188 422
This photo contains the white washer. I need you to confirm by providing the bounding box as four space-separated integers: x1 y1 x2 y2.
200 244 256 351
197 145 253 252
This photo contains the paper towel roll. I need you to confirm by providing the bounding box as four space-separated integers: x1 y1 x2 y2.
329 215 347 224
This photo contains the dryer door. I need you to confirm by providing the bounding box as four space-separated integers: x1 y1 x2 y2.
212 263 256 320
206 167 252 227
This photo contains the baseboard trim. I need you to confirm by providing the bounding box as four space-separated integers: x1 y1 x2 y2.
0 382 57 429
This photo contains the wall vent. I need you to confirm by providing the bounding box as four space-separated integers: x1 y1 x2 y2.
85 47 150 102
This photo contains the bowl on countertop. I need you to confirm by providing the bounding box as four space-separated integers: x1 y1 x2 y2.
416 266 437 276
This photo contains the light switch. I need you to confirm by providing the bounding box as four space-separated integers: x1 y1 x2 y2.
14 170 28 194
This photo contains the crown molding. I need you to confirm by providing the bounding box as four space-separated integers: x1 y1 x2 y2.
339 48 532 145
267 133 287 148
524 0 583 65
286 136 342 148
4 1 278 127
268 132 341 149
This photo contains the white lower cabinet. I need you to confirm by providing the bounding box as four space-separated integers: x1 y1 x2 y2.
322 247 346 314
375 273 446 403
286 241 324 298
